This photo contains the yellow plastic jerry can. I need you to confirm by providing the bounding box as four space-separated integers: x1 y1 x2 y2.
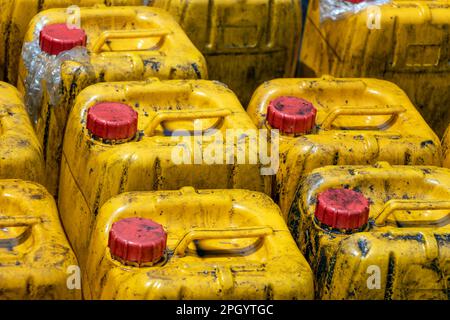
443 126 450 168
84 187 314 300
149 0 302 105
300 0 450 137
0 180 80 300
0 0 142 83
59 79 272 266
247 76 442 220
17 6 207 197
0 82 44 184
288 162 450 300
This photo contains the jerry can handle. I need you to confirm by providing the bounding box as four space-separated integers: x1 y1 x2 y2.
321 105 406 130
91 29 170 54
0 216 41 250
145 109 232 136
0 216 41 228
174 226 273 257
375 199 450 227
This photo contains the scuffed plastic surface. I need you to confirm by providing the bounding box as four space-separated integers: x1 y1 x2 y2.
84 187 314 299
320 0 391 22
0 81 45 184
301 0 450 137
289 162 450 299
150 0 302 106
58 80 272 267
246 77 442 219
443 126 450 168
0 179 80 300
22 22 91 122
19 6 207 198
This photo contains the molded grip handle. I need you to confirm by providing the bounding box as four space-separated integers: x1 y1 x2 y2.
375 199 450 227
321 105 406 130
174 226 273 257
0 216 41 249
145 109 232 136
92 29 170 53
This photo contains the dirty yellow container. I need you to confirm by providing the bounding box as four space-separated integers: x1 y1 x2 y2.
442 126 450 168
0 179 80 300
150 0 302 105
247 77 442 219
59 79 272 266
0 82 44 184
288 162 450 300
0 0 142 83
84 187 314 300
17 6 207 197
300 0 450 137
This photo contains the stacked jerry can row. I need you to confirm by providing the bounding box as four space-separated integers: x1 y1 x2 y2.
0 0 141 83
1 0 448 301
57 77 317 299
58 79 273 267
2 2 316 300
247 76 442 219
288 162 450 300
83 187 315 299
0 180 80 299
149 0 303 105
299 0 450 137
17 6 207 196
0 82 78 300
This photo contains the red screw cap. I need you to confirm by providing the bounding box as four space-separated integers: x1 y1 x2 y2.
39 23 87 55
87 102 138 140
109 217 167 265
344 0 365 3
315 189 370 230
266 96 317 134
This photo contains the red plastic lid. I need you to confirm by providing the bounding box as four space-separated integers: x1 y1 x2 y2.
344 0 364 3
315 189 370 230
266 96 317 134
39 23 87 55
108 217 167 265
86 102 138 140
